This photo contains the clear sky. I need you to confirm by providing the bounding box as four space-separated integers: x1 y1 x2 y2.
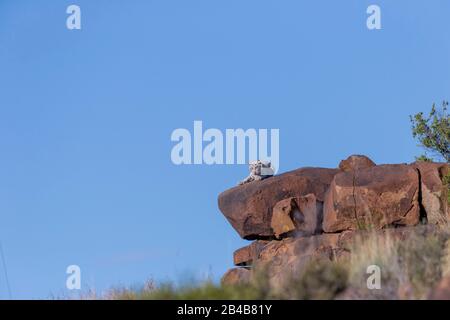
0 0 449 299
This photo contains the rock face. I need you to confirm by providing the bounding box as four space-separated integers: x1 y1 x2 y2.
413 162 449 225
270 194 323 238
256 225 438 288
295 194 324 236
233 240 269 266
270 198 297 238
221 268 251 286
256 233 343 287
218 167 339 239
323 164 421 232
218 155 450 290
339 155 376 172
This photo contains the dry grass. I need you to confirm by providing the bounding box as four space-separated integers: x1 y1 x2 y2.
76 224 450 300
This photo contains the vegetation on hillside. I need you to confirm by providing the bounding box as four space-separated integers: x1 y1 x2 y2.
77 225 450 300
410 101 449 163
411 101 450 205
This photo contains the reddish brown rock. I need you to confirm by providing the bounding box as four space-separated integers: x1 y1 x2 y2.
295 194 323 236
221 267 251 286
270 194 323 239
339 155 376 172
323 164 421 233
225 225 439 292
257 233 341 264
218 167 339 239
255 233 341 286
271 198 297 238
412 162 449 224
233 240 269 266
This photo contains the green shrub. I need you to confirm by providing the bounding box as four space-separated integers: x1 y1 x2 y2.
410 101 449 162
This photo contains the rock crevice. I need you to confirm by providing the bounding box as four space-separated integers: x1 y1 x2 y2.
415 167 428 224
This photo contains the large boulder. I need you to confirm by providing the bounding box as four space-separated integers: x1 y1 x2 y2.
221 267 251 286
233 240 269 266
246 225 438 291
323 164 421 232
412 162 449 224
218 167 339 239
254 233 343 286
339 155 376 172
295 194 324 236
270 194 323 239
270 198 297 238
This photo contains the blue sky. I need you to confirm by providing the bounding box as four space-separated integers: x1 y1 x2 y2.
0 0 449 299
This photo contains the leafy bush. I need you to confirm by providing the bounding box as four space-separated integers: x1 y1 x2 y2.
410 101 449 162
411 101 450 205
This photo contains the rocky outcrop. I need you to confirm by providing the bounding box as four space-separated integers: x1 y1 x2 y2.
218 155 450 289
256 233 343 287
271 194 323 238
218 167 339 239
323 164 421 232
221 267 251 286
412 161 449 225
233 240 269 266
258 225 439 289
339 155 376 172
